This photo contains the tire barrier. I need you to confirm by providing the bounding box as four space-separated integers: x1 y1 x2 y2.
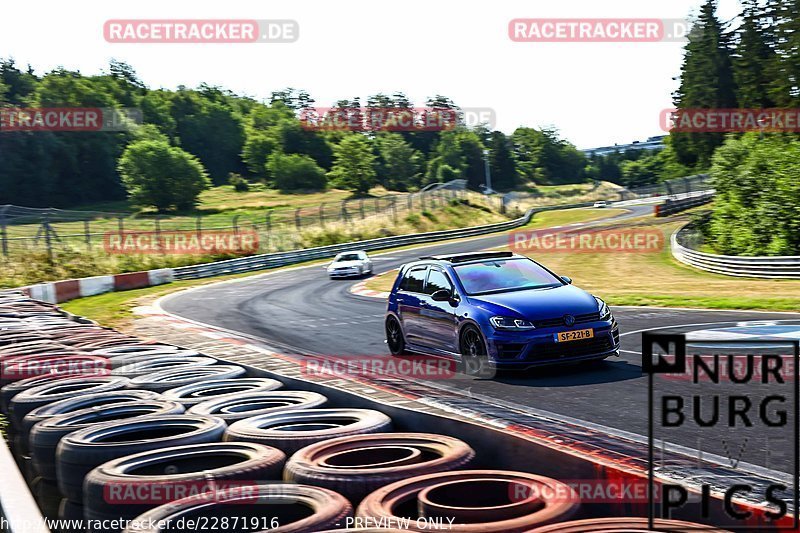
1 372 110 414
31 476 61 519
111 355 218 378
284 433 475 505
357 470 579 533
162 377 284 407
30 400 186 481
8 376 130 430
84 442 287 526
527 517 733 532
224 408 393 454
91 344 185 358
128 365 247 393
58 498 85 533
21 390 162 439
55 414 226 503
123 484 353 533
188 391 328 422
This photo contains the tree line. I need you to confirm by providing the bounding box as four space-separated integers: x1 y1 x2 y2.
673 0 800 255
1 59 656 211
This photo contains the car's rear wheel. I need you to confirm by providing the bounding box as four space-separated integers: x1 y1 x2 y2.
460 326 493 377
385 316 407 356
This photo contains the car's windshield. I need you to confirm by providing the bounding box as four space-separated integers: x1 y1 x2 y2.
335 253 361 262
453 258 563 295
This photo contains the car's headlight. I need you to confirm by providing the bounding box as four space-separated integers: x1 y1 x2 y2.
490 316 536 331
595 297 612 321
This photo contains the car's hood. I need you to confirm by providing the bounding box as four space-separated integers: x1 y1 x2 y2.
468 284 598 319
329 260 362 269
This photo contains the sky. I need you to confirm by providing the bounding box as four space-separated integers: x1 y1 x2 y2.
0 0 743 149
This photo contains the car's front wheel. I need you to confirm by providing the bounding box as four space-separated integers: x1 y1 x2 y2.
460 325 493 377
385 316 407 356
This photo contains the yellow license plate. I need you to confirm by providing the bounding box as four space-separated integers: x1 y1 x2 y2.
556 328 594 342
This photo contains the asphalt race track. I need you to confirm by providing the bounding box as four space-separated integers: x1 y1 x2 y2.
161 205 800 476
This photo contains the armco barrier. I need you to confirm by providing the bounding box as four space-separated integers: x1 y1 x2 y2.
671 225 800 279
654 191 714 217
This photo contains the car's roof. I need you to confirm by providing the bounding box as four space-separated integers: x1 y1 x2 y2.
416 251 521 265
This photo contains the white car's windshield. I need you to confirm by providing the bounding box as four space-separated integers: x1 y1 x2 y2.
335 253 361 262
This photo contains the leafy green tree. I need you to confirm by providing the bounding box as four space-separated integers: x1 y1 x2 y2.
328 135 377 194
671 0 738 169
512 127 586 184
118 140 210 211
766 0 800 106
486 131 518 191
733 0 777 108
375 133 421 190
268 152 327 191
172 92 245 184
707 133 800 255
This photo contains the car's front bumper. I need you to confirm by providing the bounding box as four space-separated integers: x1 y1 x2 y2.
328 268 360 277
483 320 620 368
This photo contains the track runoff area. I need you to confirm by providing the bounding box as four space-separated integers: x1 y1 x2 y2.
161 204 800 529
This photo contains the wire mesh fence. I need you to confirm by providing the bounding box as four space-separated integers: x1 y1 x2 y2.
0 180 495 260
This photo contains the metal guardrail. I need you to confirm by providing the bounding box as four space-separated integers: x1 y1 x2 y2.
655 191 714 216
172 202 595 280
671 225 800 279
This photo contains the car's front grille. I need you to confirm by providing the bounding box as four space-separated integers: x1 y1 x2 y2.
526 335 614 361
533 311 601 329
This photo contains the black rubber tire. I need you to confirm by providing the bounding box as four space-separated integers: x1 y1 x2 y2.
91 344 184 358
8 376 130 430
385 316 408 356
31 400 185 481
1 373 108 414
84 442 287 522
111 355 218 378
120 484 352 533
460 325 495 378
107 350 202 366
224 408 393 454
162 377 284 407
57 499 85 533
31 476 62 519
128 365 247 393
284 433 476 505
188 391 327 422
21 390 161 441
0 353 111 388
57 414 226 503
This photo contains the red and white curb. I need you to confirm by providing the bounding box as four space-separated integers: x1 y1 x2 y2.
350 274 393 300
21 268 173 304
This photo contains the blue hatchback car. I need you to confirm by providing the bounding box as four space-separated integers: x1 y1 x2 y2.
385 251 620 374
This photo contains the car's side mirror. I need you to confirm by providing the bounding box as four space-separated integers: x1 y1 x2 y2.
431 289 453 302
560 276 572 284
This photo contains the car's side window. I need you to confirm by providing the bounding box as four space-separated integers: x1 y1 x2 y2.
424 269 453 295
399 266 427 293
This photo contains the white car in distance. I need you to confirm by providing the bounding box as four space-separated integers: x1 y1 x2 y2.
327 251 373 278
593 201 608 208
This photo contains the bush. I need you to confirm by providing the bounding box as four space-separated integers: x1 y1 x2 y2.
229 173 250 192
118 140 210 211
268 153 327 191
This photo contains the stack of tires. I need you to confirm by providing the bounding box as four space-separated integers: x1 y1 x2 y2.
0 291 726 532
